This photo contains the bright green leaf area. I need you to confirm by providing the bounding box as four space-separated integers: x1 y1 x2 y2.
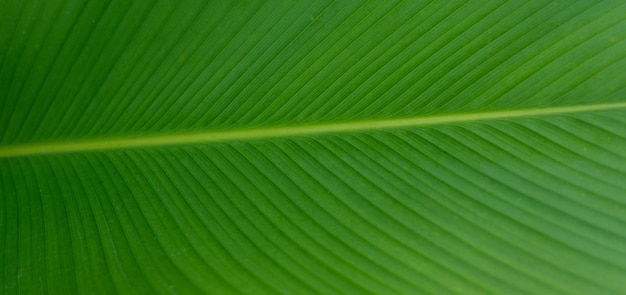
2 1 626 294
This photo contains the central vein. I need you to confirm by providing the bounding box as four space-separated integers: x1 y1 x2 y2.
1 102 625 158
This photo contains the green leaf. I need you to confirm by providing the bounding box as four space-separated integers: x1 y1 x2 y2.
2 1 626 294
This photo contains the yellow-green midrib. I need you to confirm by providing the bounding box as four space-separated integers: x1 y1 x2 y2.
2 101 626 158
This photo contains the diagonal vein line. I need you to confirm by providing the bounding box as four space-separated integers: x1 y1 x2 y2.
1 102 626 158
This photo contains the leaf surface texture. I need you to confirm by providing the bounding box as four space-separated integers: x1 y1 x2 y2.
2 1 626 294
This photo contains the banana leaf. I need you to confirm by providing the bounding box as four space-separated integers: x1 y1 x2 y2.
2 1 626 294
